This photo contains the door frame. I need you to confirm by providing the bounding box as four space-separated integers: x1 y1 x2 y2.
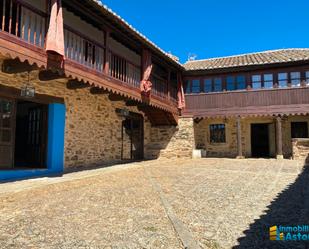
250 123 271 158
121 112 144 161
0 96 16 168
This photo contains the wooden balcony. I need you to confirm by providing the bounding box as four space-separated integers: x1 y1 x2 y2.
183 86 309 117
0 0 179 114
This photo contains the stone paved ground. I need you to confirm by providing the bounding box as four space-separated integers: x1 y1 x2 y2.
0 159 308 249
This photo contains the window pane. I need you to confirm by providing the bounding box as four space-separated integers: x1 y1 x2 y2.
226 76 235 91
278 73 288 88
214 78 222 92
185 80 191 93
236 75 246 90
264 74 273 88
291 72 301 86
306 71 309 84
209 124 226 143
252 75 261 82
191 79 200 93
291 122 308 138
252 75 261 89
204 79 212 92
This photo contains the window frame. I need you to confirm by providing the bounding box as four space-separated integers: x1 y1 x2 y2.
252 74 262 89
290 72 301 87
263 74 274 89
191 79 201 93
204 78 213 93
209 123 226 144
291 122 308 138
213 78 222 92
236 75 246 90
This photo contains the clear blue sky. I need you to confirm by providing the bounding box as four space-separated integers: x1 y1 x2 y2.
102 0 309 63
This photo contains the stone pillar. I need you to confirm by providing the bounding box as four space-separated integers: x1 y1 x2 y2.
236 116 244 159
276 116 284 159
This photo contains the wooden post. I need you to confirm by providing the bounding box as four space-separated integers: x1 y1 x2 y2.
104 30 110 75
236 116 244 159
276 116 283 159
167 69 171 100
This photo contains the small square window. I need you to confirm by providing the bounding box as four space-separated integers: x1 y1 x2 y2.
209 124 226 143
291 122 308 138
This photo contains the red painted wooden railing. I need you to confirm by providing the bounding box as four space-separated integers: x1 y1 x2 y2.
64 26 105 72
108 51 141 89
0 0 46 47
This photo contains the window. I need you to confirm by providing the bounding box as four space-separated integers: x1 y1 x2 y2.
236 75 246 90
291 122 308 138
306 71 309 85
252 75 262 89
264 74 273 88
214 78 222 92
204 79 212 92
209 124 226 143
278 73 288 88
226 76 235 91
191 79 200 93
185 80 191 93
290 72 301 87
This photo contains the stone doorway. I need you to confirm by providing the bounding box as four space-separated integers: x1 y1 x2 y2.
251 123 270 158
121 113 144 160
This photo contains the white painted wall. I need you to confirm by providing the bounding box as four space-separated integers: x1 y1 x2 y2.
108 37 141 66
23 0 46 12
63 8 104 45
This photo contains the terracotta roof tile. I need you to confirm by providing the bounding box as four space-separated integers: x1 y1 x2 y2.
184 49 309 71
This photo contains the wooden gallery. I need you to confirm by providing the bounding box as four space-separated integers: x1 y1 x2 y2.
0 0 309 181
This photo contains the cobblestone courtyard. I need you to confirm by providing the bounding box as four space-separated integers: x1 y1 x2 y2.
0 159 308 249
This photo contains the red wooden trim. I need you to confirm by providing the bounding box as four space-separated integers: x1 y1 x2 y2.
0 31 179 114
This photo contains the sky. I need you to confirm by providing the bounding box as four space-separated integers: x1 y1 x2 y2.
102 0 309 63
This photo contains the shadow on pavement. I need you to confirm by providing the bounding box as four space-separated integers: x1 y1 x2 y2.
234 162 309 249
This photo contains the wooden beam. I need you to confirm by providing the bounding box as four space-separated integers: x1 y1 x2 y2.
126 100 140 106
276 116 283 159
2 58 36 74
90 87 109 95
67 80 90 89
108 93 127 101
236 116 244 159
38 70 67 82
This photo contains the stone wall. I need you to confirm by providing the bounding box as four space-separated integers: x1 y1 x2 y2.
193 116 309 159
144 118 194 159
0 60 195 168
0 65 146 168
292 138 309 162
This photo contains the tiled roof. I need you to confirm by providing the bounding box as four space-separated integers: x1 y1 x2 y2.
184 49 309 71
88 0 183 68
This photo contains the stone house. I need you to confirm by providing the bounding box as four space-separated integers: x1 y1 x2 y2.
0 0 308 181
